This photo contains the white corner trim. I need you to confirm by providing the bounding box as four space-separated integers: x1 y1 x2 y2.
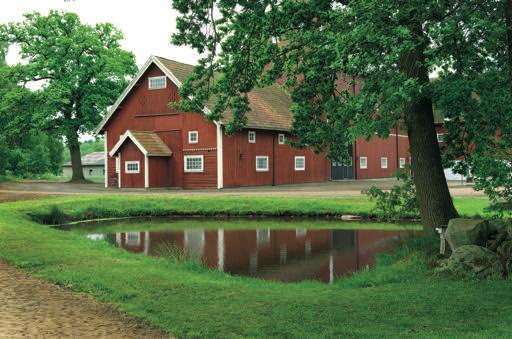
104 131 108 188
109 131 148 157
215 122 224 189
118 153 122 188
144 155 149 188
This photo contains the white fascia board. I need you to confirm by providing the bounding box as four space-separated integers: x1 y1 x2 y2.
109 131 148 157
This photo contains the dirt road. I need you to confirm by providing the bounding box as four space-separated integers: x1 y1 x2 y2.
0 261 168 338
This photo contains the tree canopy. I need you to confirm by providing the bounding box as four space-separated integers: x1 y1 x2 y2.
0 11 137 181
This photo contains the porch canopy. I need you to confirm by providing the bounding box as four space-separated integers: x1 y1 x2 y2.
109 130 172 157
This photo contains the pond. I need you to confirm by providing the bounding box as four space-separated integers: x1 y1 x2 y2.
71 218 420 283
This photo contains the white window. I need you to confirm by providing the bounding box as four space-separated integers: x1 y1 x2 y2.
148 76 166 89
400 157 406 169
437 133 445 142
294 156 305 171
257 229 270 244
248 131 256 143
125 232 140 246
256 156 269 172
381 157 388 169
278 133 285 144
184 155 204 172
125 161 140 174
115 156 120 173
188 131 198 144
360 157 368 169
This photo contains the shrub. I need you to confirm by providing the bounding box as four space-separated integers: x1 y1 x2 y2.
363 169 419 221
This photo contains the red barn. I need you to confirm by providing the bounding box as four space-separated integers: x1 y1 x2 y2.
96 55 411 189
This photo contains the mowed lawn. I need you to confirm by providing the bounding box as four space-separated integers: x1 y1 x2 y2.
1 195 511 337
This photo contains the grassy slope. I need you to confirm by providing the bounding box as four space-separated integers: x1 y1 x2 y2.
21 194 491 223
1 196 511 337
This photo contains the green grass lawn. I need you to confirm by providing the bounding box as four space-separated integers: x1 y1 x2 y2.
1 195 511 337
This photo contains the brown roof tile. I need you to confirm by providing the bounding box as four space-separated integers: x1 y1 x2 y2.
129 130 172 156
155 56 294 131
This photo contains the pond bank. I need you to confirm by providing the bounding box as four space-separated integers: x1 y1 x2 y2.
1 196 510 337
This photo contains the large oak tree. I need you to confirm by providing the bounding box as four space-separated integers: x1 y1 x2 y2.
0 11 137 181
172 0 511 230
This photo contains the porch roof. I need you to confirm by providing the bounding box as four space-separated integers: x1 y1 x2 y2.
109 130 172 157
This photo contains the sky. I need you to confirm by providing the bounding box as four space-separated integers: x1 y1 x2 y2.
1 0 200 67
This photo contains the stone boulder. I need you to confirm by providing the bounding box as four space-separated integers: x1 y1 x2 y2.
445 218 494 251
437 245 503 279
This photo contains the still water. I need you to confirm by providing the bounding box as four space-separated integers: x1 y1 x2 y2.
76 219 419 283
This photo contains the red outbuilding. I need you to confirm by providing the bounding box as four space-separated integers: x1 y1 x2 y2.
96 55 412 189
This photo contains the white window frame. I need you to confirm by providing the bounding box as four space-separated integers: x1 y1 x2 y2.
278 133 285 145
381 157 388 169
184 155 204 173
115 156 120 173
248 131 256 143
399 157 406 169
125 232 141 246
257 229 270 245
125 161 140 174
188 131 199 144
359 157 368 169
255 156 269 172
437 133 445 143
294 156 306 171
148 76 166 90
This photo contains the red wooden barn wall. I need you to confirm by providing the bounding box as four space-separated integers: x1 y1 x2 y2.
354 130 410 179
119 140 145 188
104 64 218 189
222 130 330 188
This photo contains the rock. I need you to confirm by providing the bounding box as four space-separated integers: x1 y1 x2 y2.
445 218 492 251
437 245 503 279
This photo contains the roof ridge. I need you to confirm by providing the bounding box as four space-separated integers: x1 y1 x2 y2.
153 55 195 68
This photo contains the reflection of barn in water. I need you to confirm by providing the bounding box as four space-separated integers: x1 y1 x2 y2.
107 228 409 283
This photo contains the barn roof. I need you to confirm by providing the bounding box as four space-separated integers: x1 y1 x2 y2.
62 152 104 167
95 55 294 134
109 130 173 157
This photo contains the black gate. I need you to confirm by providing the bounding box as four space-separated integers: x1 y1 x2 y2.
331 146 354 180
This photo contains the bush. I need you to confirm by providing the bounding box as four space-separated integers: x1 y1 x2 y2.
363 169 419 221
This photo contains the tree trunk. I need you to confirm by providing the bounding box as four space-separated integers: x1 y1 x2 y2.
400 23 459 232
506 0 512 92
67 130 85 182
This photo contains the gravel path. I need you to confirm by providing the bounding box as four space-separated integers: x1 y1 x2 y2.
0 261 168 338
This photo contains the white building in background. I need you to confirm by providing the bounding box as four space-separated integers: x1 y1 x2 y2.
62 152 105 178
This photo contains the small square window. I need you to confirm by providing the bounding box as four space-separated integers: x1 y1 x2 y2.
437 133 445 142
360 157 368 169
381 157 388 169
278 133 285 144
295 156 305 171
248 131 256 143
188 131 198 144
256 156 269 172
399 157 406 169
125 161 140 174
184 155 204 172
148 76 166 89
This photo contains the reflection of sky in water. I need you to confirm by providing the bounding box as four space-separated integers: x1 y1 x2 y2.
85 227 416 283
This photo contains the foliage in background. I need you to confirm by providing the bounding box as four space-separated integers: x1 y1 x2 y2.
0 11 136 181
363 169 419 222
430 1 512 211
0 35 63 178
